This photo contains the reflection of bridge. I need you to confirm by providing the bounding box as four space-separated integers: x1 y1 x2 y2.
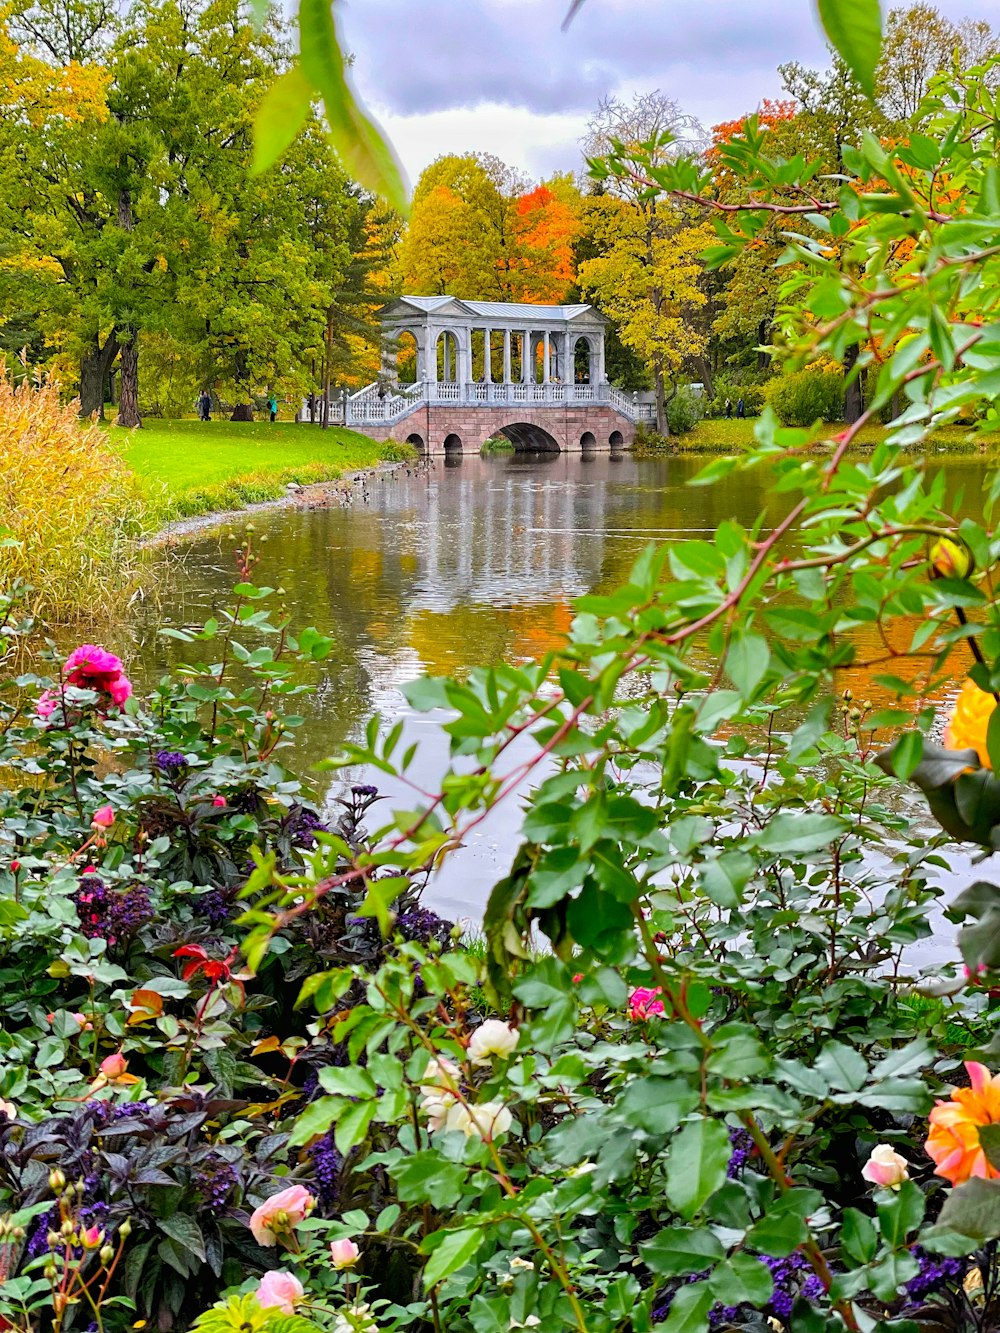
344 296 652 454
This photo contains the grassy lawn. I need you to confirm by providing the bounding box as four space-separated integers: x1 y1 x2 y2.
109 418 413 520
674 417 987 453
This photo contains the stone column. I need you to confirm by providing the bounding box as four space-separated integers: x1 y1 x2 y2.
523 331 532 383
595 333 606 385
503 330 511 384
483 328 492 384
542 331 550 383
427 327 437 385
563 331 574 389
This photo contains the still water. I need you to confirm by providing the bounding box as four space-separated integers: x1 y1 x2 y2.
132 450 996 960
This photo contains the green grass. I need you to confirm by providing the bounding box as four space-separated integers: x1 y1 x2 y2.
670 418 986 454
110 418 416 521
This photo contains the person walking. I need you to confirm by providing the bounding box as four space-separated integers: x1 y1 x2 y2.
736 397 745 418
724 398 733 419
197 390 211 422
267 394 278 423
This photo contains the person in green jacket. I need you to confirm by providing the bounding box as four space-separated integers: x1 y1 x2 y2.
267 394 278 423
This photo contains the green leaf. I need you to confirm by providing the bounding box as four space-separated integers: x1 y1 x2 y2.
252 65 314 175
658 1280 714 1333
666 1119 732 1220
747 1189 822 1257
936 1177 1000 1241
814 1041 867 1093
815 0 883 96
158 1215 206 1264
640 1227 724 1277
421 1226 484 1286
980 1124 1000 1172
709 1253 774 1306
334 1098 375 1154
890 731 924 782
298 0 409 213
727 631 769 697
876 1179 925 1247
840 1208 878 1264
753 812 847 855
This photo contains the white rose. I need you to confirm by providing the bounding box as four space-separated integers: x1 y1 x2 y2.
419 1089 457 1132
861 1143 910 1190
419 1054 460 1094
445 1099 513 1140
467 1020 519 1066
333 1302 378 1333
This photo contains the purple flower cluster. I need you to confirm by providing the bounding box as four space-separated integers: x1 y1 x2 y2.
73 876 151 943
283 804 328 849
904 1247 966 1303
309 1131 343 1210
195 1159 238 1209
154 750 187 773
395 907 454 947
192 887 235 926
761 1254 823 1320
727 1126 753 1178
351 784 378 799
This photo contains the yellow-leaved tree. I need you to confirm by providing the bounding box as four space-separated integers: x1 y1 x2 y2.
578 195 713 435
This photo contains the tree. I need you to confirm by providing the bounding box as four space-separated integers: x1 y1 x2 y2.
512 175 581 303
581 90 706 202
877 4 998 124
578 196 712 434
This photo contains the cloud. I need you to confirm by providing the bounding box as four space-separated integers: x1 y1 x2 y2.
339 0 1000 183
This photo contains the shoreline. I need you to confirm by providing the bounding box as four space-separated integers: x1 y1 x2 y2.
142 459 409 547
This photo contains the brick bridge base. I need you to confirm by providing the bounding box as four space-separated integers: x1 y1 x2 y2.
359 404 635 454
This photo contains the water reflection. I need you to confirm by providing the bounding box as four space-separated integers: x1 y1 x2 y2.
130 451 998 940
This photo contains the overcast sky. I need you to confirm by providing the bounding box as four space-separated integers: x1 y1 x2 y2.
337 0 1000 188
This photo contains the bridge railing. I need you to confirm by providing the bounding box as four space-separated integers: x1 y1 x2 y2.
340 380 658 426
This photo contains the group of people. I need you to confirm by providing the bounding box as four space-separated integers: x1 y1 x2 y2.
723 398 746 419
196 392 279 423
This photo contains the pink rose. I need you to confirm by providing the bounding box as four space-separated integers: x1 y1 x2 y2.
212 795 227 808
627 986 665 1020
330 1238 360 1269
108 675 133 707
36 690 60 720
65 646 124 680
249 1184 316 1246
80 1225 104 1249
256 1271 304 1314
91 805 115 830
861 1144 909 1190
100 1052 128 1080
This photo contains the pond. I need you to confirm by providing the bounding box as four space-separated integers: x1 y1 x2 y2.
131 449 995 960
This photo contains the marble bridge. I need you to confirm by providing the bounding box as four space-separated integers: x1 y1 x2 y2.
340 296 653 454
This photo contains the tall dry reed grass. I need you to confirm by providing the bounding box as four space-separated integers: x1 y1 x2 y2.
0 368 146 622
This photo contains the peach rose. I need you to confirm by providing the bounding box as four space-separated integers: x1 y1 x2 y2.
249 1184 316 1246
330 1238 360 1269
256 1271 304 1314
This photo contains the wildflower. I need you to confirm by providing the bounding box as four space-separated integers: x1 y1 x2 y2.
509 1257 535 1272
80 1225 104 1250
926 1061 1000 1184
256 1271 305 1315
308 1131 343 1211
419 1089 457 1132
249 1184 315 1246
862 1144 909 1189
443 1099 512 1141
394 906 453 946
74 875 151 943
943 680 996 768
211 795 227 808
627 986 665 1020
153 751 187 773
330 1238 360 1269
91 805 115 830
467 1019 519 1066
36 690 59 720
904 1247 965 1304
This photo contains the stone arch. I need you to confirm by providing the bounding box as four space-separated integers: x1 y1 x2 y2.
436 331 459 383
405 431 426 453
580 430 597 450
443 432 463 452
573 336 594 384
495 421 560 452
394 328 421 384
609 429 624 448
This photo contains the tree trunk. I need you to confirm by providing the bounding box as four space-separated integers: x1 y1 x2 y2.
695 354 714 399
231 404 253 421
117 328 141 428
79 334 118 419
843 343 863 424
654 368 668 437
